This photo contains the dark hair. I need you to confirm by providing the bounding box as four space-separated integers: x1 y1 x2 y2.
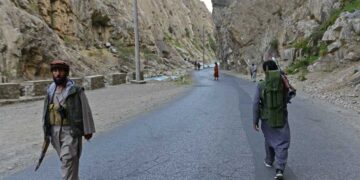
262 60 278 71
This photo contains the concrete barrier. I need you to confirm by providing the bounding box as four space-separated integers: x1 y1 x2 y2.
0 83 20 99
21 80 53 96
84 75 105 90
70 77 83 87
106 73 127 85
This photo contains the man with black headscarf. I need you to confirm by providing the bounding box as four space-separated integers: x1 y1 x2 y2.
42 60 95 180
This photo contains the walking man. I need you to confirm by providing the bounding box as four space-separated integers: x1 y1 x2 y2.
42 60 95 180
252 60 291 180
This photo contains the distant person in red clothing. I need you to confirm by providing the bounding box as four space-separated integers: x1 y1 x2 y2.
214 62 219 80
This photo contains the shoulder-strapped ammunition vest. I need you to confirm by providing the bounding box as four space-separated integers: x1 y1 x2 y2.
259 70 286 128
43 85 84 137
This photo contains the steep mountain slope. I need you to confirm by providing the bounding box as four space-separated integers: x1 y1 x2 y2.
212 0 360 111
0 0 215 81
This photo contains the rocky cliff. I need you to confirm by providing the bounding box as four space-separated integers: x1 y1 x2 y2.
0 0 215 82
212 0 360 111
212 0 350 69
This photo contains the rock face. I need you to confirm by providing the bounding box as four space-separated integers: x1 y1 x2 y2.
0 0 215 81
211 0 356 71
212 0 360 111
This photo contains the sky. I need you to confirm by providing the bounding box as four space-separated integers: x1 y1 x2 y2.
200 0 213 12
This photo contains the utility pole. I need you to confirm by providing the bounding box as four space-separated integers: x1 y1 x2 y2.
202 25 205 69
131 0 145 84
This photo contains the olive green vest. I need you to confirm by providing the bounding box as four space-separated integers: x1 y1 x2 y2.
259 70 286 128
43 85 84 137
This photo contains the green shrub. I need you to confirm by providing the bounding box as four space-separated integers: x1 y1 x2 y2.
88 49 104 57
319 10 341 32
91 11 110 27
307 0 360 50
29 0 39 13
174 74 192 85
293 38 312 55
141 47 153 54
285 56 319 75
319 0 360 33
310 29 325 45
163 33 173 43
63 36 72 46
293 38 309 49
144 53 160 61
118 46 134 58
163 32 184 48
298 74 307 81
142 47 161 61
192 39 202 50
342 0 360 12
270 38 279 50
113 41 135 59
318 42 328 56
174 39 182 48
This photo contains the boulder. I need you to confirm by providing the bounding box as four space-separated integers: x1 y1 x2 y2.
355 84 360 92
352 19 360 34
282 48 296 62
297 20 319 38
349 72 360 86
344 52 360 62
327 40 341 53
339 24 354 40
311 56 338 72
322 29 339 42
308 0 339 22
323 11 360 44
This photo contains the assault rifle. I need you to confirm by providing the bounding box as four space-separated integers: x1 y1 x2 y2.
35 136 50 171
272 57 297 102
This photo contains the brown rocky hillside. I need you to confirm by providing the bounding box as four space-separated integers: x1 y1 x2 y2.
212 0 360 112
0 0 215 82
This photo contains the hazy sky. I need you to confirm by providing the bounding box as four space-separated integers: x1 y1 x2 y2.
200 0 213 12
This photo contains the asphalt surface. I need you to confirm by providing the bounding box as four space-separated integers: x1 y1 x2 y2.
6 69 360 180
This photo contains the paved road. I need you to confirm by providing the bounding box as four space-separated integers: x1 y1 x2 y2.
7 69 360 180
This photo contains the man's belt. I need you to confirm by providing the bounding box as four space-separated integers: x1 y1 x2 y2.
49 119 70 126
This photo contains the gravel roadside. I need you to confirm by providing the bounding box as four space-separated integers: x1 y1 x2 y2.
222 70 359 113
0 81 191 178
